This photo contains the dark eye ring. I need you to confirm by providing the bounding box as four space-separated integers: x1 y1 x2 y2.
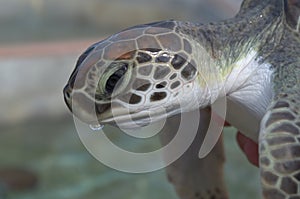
105 64 128 94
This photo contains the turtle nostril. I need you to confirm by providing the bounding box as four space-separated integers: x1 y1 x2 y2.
63 87 73 112
66 91 71 99
63 85 73 112
64 84 73 98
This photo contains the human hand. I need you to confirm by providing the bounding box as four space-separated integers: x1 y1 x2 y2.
223 122 259 167
236 132 259 167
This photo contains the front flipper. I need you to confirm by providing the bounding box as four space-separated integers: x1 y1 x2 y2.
160 108 229 199
260 89 300 198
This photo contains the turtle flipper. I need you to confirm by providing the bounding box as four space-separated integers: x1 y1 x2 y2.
160 108 229 199
260 89 300 198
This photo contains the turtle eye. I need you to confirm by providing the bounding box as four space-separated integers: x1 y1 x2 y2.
105 63 128 94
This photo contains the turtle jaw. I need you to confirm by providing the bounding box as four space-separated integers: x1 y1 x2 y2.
63 85 167 128
63 83 109 125
70 100 177 129
99 104 182 129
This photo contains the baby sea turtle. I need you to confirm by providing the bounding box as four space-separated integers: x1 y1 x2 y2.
63 0 300 198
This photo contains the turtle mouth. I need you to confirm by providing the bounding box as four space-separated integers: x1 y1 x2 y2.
99 105 181 129
101 111 164 129
102 110 154 128
67 89 182 129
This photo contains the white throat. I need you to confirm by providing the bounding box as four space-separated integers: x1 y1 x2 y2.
224 50 274 141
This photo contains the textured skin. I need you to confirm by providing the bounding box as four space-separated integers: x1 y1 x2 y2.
160 108 229 199
260 89 300 198
258 2 300 198
174 1 300 197
285 0 300 30
63 0 300 198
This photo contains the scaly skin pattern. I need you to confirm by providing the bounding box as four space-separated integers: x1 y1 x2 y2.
63 0 300 198
259 5 300 199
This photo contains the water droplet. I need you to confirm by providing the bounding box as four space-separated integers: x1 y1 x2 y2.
89 124 104 131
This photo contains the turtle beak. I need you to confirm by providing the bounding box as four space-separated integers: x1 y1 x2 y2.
63 86 114 125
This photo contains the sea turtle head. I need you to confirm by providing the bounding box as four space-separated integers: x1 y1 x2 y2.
63 20 203 129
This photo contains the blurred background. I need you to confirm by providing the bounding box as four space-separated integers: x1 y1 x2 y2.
0 0 261 198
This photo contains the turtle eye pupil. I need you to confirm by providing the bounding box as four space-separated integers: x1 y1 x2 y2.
105 64 128 94
105 75 120 93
